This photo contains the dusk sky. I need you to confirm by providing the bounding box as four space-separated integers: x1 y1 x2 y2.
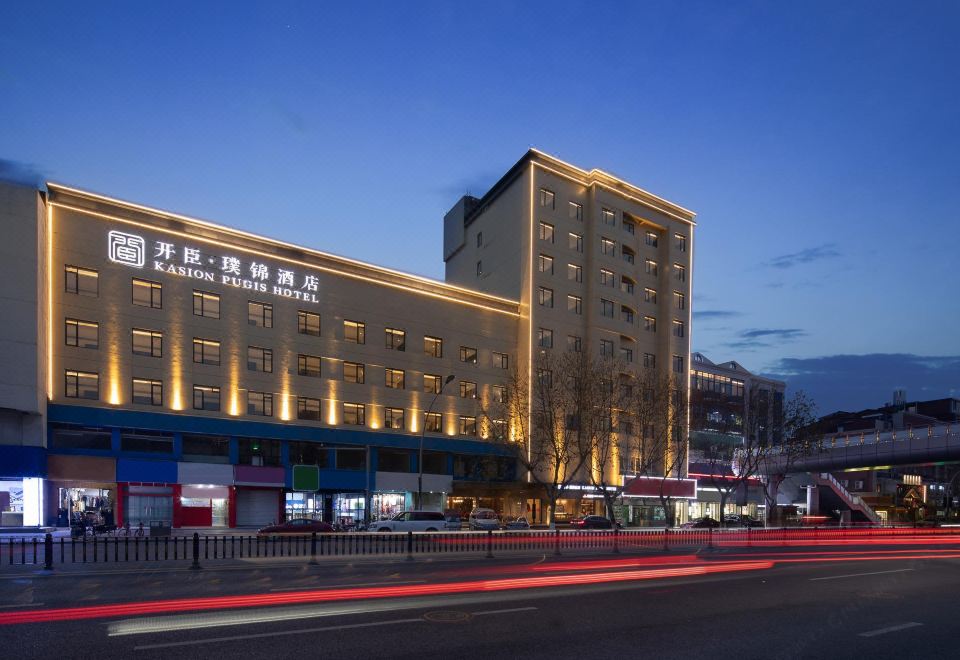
2 1 958 414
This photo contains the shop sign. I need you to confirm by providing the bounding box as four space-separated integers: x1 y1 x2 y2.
107 229 321 303
292 465 320 492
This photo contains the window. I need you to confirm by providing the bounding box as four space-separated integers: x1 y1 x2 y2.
621 347 634 363
193 385 220 411
181 434 230 461
602 208 616 226
645 231 658 248
674 263 686 282
622 306 635 324
424 335 443 358
344 319 365 344
424 374 441 394
645 288 657 304
65 319 98 349
601 238 616 257
132 378 162 406
622 247 635 265
623 219 635 235
336 447 366 469
193 290 220 318
65 370 98 399
538 287 554 307
539 188 555 208
459 380 477 399
385 407 405 430
459 416 477 436
121 431 173 454
385 327 406 351
425 412 442 433
538 327 553 348
539 221 555 243
248 345 273 372
538 254 554 274
674 291 686 310
569 202 582 221
132 328 162 357
298 310 320 336
132 278 162 308
600 299 614 318
385 368 405 389
621 277 635 295
493 351 509 369
568 263 582 283
248 301 273 328
675 233 687 252
193 338 220 366
600 269 615 287
644 316 657 332
567 335 582 352
568 232 583 252
343 403 367 426
297 396 321 421
673 320 685 338
538 369 552 387
600 340 614 358
298 354 321 377
65 265 98 297
568 295 582 315
343 361 365 384
645 260 658 277
247 391 274 416
492 385 507 403
644 353 656 368
476 231 483 247
460 346 478 363
476 261 483 277
673 355 685 373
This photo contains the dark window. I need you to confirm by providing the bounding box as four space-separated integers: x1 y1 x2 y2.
239 438 281 466
290 441 329 467
50 426 111 450
378 449 412 473
336 447 366 470
121 431 173 454
182 434 230 462
422 451 446 474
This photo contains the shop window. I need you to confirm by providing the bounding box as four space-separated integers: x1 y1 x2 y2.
378 449 412 473
290 441 329 467
182 434 230 463
239 437 281 466
121 431 173 454
336 447 366 470
248 300 273 328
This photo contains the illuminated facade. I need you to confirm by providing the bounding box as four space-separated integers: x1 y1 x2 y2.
0 149 695 528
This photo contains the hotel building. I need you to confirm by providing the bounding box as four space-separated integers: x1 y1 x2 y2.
0 150 695 529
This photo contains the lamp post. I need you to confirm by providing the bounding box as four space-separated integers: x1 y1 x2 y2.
418 374 455 509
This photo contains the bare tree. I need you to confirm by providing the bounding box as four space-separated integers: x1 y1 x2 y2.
585 360 631 521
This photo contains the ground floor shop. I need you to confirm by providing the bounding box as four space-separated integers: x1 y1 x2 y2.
0 478 44 527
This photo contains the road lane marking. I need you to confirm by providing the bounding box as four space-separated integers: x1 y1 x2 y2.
810 568 914 581
269 579 426 591
0 603 43 609
858 622 923 637
133 617 425 649
471 606 538 616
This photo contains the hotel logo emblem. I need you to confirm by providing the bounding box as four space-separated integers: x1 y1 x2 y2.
108 230 145 268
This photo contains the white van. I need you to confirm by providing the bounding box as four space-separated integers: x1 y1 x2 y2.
367 511 447 532
468 508 501 530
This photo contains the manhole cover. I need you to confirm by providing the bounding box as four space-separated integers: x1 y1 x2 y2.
423 610 472 623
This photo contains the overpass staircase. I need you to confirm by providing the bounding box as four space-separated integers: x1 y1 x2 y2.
814 472 882 524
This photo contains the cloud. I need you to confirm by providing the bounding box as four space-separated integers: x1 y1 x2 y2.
763 353 960 414
740 329 807 340
0 158 45 187
723 328 808 350
766 244 840 269
693 310 742 321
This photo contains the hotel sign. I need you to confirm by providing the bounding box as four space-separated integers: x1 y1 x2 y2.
107 230 321 303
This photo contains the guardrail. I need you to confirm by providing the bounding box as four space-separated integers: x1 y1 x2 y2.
3 526 959 569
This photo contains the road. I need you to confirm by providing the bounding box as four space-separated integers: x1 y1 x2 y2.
1 543 958 659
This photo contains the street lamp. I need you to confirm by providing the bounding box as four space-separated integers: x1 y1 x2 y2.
418 374 455 509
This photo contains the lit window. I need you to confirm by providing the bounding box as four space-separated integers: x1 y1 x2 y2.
65 319 98 349
298 310 320 336
193 384 220 411
674 263 686 282
385 368 405 389
600 269 615 287
247 391 274 416
132 328 162 358
645 260 658 277
568 295 582 315
132 278 162 308
600 340 614 358
459 380 477 398
538 287 554 307
193 290 220 319
674 292 686 310
539 222 555 243
645 288 657 304
424 374 441 394
344 320 365 344
425 412 442 433
459 416 477 436
645 231 658 248
538 328 554 349
539 188 555 208
601 238 616 256
65 265 98 297
493 385 507 403
621 277 635 295
600 299 614 318
424 335 443 358
298 354 321 377
568 232 583 253
343 402 365 425
385 407 405 429
538 254 554 274
567 335 582 352
569 201 582 221
132 378 162 406
493 351 509 369
385 328 406 351
65 370 99 399
297 396 321 421
644 316 657 332
602 208 616 226
247 345 273 373
675 233 687 252
248 301 273 328
193 338 220 366
568 263 582 283
343 361 365 384
673 320 685 338
459 346 478 363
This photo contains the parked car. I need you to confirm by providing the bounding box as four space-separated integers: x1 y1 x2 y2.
723 514 763 528
680 517 721 529
257 518 334 535
444 514 463 531
569 515 618 530
504 516 531 530
367 511 447 532
468 508 501 530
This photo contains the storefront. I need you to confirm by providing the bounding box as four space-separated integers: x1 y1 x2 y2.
177 463 233 528
285 492 323 521
116 457 178 528
234 465 284 528
0 478 44 527
333 493 366 527
46 455 117 528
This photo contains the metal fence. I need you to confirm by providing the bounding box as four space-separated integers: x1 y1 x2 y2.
2 526 958 569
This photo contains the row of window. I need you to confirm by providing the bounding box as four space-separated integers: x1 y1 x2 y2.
64 267 509 366
537 251 686 284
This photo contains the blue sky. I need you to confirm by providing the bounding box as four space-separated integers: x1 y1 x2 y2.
2 1 958 414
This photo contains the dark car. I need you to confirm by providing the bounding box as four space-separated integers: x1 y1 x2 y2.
257 518 334 535
569 515 617 530
723 514 763 528
680 517 721 529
